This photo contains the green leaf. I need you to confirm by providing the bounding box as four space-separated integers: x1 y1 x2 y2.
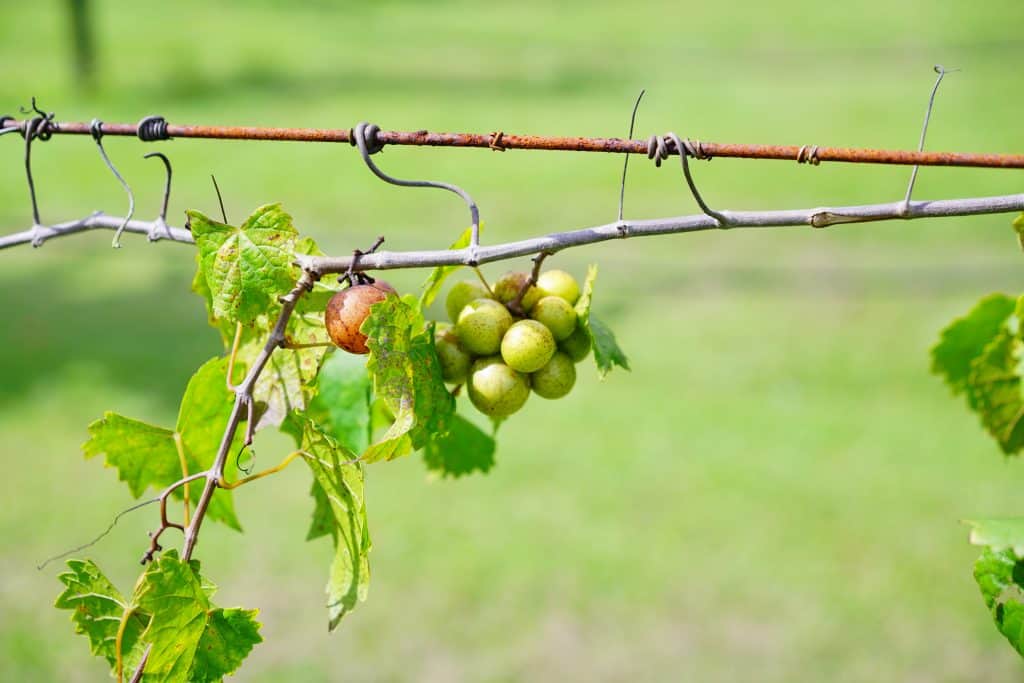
361 297 454 463
286 416 371 631
419 225 477 309
54 559 146 671
966 519 1024 557
974 547 1024 657
191 608 263 683
189 203 299 327
83 357 243 530
134 551 262 682
83 413 179 498
1014 213 1024 251
575 264 630 377
931 294 1016 395
308 351 373 452
423 414 496 478
964 328 1024 455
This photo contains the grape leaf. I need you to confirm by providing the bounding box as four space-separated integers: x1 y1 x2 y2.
133 551 262 682
308 351 373 453
931 294 1016 395
423 414 496 478
189 203 299 327
191 608 263 683
575 264 630 377
361 296 454 463
966 519 1024 557
284 415 371 630
54 559 146 671
419 225 477 309
974 547 1024 657
964 328 1024 455
84 357 243 530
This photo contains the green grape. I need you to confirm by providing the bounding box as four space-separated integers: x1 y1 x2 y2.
467 356 531 417
493 271 542 312
559 325 591 363
530 296 577 341
446 280 493 322
456 298 512 355
531 351 576 399
434 324 472 384
500 319 555 373
535 269 580 305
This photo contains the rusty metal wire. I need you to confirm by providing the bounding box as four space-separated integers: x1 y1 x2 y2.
2 117 1022 169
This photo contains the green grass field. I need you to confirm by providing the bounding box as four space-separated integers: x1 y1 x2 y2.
1 2 1023 680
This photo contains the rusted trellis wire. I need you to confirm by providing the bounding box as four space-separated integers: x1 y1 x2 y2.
3 116 1024 169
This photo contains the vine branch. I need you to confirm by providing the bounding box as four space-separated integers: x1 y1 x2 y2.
3 193 1023 265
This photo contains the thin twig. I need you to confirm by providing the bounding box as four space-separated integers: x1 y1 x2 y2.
903 65 958 212
618 89 646 222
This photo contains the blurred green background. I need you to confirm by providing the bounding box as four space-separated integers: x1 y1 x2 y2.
1 2 1023 680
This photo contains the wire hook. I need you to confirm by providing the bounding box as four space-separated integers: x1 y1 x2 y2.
90 120 136 248
143 152 174 241
350 121 482 264
902 65 958 214
649 133 728 226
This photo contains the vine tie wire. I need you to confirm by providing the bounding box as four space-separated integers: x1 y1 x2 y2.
2 116 1024 168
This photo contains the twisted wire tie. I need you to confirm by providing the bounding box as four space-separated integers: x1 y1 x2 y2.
489 130 506 152
137 115 171 142
796 145 820 165
349 122 385 155
645 134 711 166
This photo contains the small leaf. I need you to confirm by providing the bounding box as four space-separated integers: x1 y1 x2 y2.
1014 213 1024 251
423 414 496 478
974 547 1024 657
965 519 1024 557
307 351 373 453
964 328 1024 455
419 225 478 309
361 297 454 463
575 264 630 377
191 608 263 683
54 559 146 671
931 294 1016 395
286 415 371 631
133 551 262 681
189 203 299 327
84 358 243 530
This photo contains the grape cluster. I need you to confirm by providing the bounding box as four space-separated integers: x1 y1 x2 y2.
435 269 590 418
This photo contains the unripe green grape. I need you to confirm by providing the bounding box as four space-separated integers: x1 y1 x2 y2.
467 356 530 417
446 280 493 322
559 325 591 363
456 298 513 355
434 325 472 384
500 319 555 373
531 351 576 399
530 296 577 341
535 269 580 305
493 271 542 312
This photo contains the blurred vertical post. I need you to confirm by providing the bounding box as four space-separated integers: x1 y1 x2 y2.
67 0 96 89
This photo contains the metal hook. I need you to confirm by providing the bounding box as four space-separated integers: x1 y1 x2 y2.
902 65 958 214
663 132 728 227
351 121 482 264
90 119 136 248
23 116 46 245
143 152 174 241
